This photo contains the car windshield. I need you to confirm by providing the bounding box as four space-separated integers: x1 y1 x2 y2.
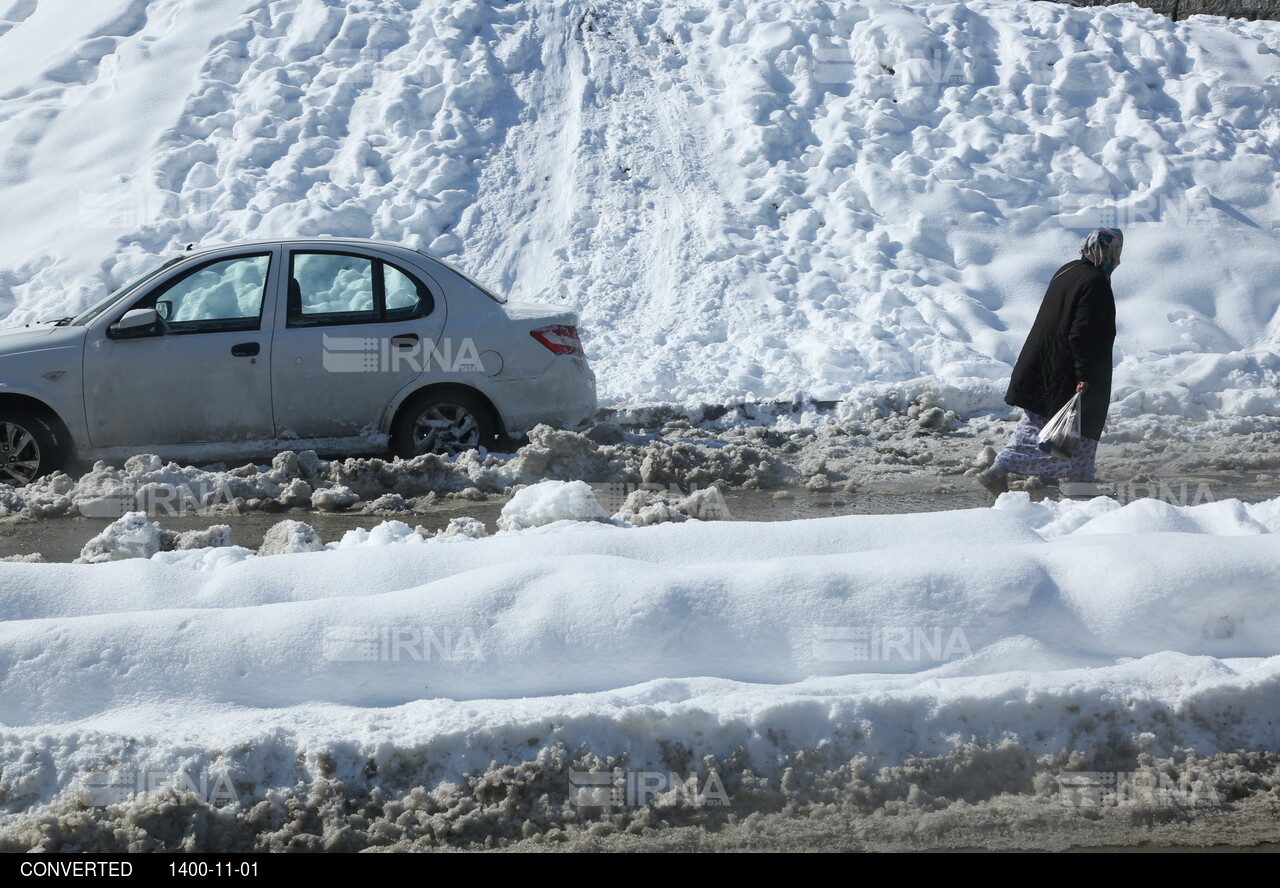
70 256 184 326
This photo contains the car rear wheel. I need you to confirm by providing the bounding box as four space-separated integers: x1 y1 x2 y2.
393 391 499 458
0 410 59 486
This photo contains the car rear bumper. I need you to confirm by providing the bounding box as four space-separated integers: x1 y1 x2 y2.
489 355 597 435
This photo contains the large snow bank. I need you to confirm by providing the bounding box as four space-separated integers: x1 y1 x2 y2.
7 499 1280 722
0 0 1277 419
1 497 1279 849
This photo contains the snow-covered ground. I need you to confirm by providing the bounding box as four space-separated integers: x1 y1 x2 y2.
1 0 1278 421
1 488 1279 850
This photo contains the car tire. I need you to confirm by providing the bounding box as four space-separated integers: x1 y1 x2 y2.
0 409 60 486
392 390 500 458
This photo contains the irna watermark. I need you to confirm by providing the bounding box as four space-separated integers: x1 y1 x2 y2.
85 769 239 808
569 769 730 809
321 334 485 374
812 625 972 663
322 626 485 663
78 481 241 519
1057 769 1222 810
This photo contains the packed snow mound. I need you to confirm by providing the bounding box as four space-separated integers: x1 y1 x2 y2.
0 0 1277 418
498 479 609 530
4 500 1280 723
74 511 236 563
994 488 1280 537
74 512 164 564
257 519 325 556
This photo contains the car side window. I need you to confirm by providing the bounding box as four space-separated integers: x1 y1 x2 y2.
287 251 434 327
133 254 271 334
291 253 377 323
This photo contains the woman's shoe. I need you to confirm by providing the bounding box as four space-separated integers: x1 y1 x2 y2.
978 468 1009 497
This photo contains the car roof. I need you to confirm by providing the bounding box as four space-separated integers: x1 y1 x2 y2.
180 237 428 259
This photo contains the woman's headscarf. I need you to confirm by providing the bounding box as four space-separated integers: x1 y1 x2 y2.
1080 228 1123 275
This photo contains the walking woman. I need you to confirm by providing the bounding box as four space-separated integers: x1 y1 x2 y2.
978 228 1121 496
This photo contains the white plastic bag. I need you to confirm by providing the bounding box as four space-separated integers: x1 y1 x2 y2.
1037 392 1083 459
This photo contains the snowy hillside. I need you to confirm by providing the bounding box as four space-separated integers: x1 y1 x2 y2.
1 0 1278 417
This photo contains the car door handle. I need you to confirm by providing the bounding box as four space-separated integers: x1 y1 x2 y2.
391 334 419 349
231 342 260 357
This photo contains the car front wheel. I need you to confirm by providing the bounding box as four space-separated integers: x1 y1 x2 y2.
393 391 499 458
0 410 59 486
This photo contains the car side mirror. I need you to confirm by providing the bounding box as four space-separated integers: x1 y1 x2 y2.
156 300 173 321
110 308 160 338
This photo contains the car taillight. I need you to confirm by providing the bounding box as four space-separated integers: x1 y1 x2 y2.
531 325 583 356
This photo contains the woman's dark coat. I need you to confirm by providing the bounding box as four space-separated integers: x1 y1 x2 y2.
1005 259 1116 441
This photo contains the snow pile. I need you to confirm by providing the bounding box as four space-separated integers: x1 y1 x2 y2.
74 511 164 563
329 519 427 550
5 408 1278 533
497 480 609 531
438 516 489 539
0 0 1277 420
75 511 234 563
995 489 1280 538
0 553 45 564
0 425 788 523
257 519 325 556
310 485 360 512
55 481 722 567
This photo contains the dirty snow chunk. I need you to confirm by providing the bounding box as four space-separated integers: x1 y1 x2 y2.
612 485 731 525
805 474 831 492
612 488 687 527
168 525 232 551
362 493 410 514
312 486 360 512
0 553 46 563
75 512 163 564
258 520 325 556
503 426 629 488
278 479 313 508
678 486 732 521
498 480 609 531
439 517 489 539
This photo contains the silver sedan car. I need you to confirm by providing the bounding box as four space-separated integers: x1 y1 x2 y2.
0 238 597 484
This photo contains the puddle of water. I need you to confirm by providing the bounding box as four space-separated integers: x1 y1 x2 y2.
2 473 1271 563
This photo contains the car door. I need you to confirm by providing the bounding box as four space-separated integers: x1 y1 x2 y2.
269 247 446 438
82 249 279 448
